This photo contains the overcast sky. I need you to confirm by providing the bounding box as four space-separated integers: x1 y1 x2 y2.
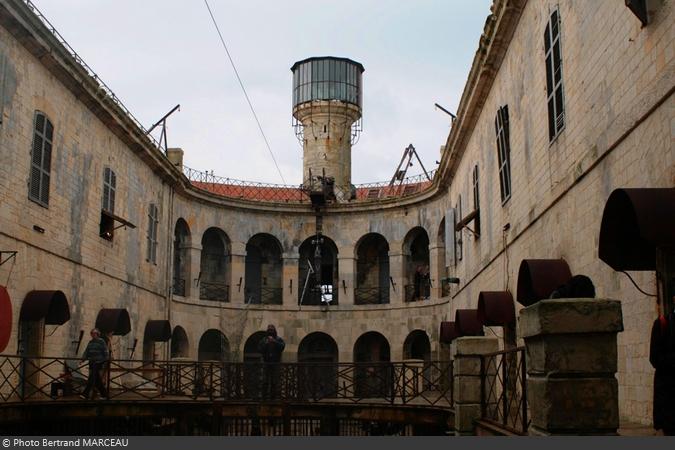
33 0 492 185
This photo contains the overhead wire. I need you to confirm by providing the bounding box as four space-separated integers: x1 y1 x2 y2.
203 0 286 184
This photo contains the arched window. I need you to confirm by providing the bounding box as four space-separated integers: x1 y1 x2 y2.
198 329 229 361
355 233 390 304
403 227 430 302
298 235 339 305
298 332 339 399
245 234 283 304
173 219 191 297
200 228 230 302
353 331 391 398
170 326 189 359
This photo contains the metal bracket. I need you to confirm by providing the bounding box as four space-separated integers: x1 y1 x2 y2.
0 251 17 267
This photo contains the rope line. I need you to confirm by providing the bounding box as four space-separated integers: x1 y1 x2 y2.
203 0 286 184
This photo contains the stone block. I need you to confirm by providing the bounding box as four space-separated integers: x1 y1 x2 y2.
454 403 482 434
527 376 619 433
453 375 481 404
451 336 499 357
526 333 618 375
453 355 482 376
519 299 623 338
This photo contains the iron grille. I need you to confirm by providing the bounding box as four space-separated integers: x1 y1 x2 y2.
480 347 529 434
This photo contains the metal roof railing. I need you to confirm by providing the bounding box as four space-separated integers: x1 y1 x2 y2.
183 166 436 203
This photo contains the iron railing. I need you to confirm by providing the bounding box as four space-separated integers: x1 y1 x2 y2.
0 355 452 407
480 347 529 435
440 280 452 298
352 172 435 201
404 281 431 302
199 281 229 302
172 278 186 297
184 166 437 204
354 287 389 305
244 287 283 305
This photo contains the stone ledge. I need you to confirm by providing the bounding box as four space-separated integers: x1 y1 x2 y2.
451 336 499 356
520 299 624 338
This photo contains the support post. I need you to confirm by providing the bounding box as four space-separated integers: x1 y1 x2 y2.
451 336 499 435
520 299 624 435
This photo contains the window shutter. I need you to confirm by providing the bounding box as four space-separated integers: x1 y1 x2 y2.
445 208 456 267
28 112 53 206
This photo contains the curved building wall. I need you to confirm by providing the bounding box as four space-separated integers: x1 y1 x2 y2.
0 0 672 428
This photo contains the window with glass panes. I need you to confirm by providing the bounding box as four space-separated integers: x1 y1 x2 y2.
102 168 116 213
545 8 565 141
495 106 512 204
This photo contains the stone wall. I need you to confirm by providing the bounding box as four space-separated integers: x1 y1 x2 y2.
443 0 673 425
0 0 672 427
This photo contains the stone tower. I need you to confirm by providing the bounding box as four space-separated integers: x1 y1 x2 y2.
291 57 364 201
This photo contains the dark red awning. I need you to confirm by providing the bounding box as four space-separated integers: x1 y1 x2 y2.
478 291 515 326
439 321 459 344
455 309 484 337
516 259 572 306
95 308 131 336
599 188 675 271
19 290 70 325
0 286 12 353
144 320 171 342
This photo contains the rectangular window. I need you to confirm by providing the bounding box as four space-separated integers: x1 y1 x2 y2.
147 203 159 263
100 167 116 241
545 9 565 141
28 111 53 206
472 164 481 236
495 106 512 204
102 167 116 213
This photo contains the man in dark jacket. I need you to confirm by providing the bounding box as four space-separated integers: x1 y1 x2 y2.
258 324 285 399
650 309 675 435
81 328 109 400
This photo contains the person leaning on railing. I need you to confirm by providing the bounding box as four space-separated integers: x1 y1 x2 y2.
80 328 109 400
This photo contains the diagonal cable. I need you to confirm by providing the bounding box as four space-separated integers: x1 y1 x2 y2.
203 0 286 184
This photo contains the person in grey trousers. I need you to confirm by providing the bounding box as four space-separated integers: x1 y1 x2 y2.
81 328 109 399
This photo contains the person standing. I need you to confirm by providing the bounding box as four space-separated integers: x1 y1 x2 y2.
650 307 675 435
81 328 109 400
257 324 285 399
101 331 113 388
413 266 423 301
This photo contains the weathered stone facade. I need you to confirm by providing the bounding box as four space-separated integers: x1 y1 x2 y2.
0 0 672 428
